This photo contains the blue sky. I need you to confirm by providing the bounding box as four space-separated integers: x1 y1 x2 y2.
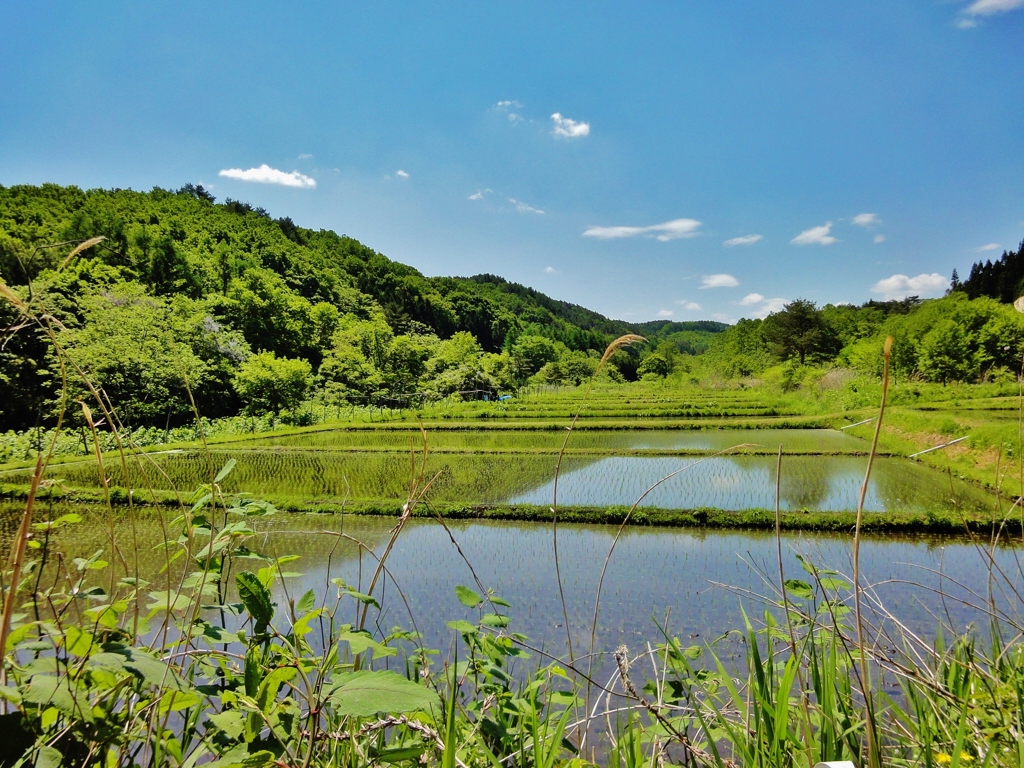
2 2 1023 323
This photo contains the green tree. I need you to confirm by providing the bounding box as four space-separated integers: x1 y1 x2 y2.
58 283 206 427
637 352 672 378
511 335 557 380
761 299 839 365
233 351 312 419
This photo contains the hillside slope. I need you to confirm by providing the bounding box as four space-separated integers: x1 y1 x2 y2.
0 183 726 430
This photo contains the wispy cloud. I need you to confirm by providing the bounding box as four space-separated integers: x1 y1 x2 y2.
791 222 836 246
657 309 674 318
723 234 762 247
468 188 492 201
675 300 702 311
544 266 557 274
871 273 948 300
218 164 316 188
509 198 544 214
494 101 525 122
700 274 739 289
752 298 788 318
975 242 1001 252
395 170 409 179
852 213 879 227
964 0 1024 15
551 112 590 138
298 153 313 160
583 218 701 242
735 293 788 317
874 234 886 244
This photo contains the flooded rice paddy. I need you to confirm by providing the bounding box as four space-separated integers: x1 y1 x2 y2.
2 507 1020 660
0 428 997 513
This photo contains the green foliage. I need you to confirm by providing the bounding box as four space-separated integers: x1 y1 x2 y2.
233 352 312 417
0 183 651 432
761 299 840 366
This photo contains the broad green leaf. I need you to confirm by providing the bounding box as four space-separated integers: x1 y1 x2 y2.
244 645 261 698
214 459 237 484
236 571 274 633
480 613 510 628
337 630 397 658
22 675 82 719
35 746 63 768
455 585 482 608
296 589 316 614
447 620 478 635
329 670 440 716
207 709 245 740
89 645 187 690
783 579 813 600
147 591 194 614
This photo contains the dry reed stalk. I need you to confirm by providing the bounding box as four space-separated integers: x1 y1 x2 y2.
853 335 892 768
0 456 43 666
552 333 645 664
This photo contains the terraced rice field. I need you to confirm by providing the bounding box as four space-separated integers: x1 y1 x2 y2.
0 427 996 515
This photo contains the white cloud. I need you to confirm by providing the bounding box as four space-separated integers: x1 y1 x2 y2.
964 0 1024 15
870 273 948 300
700 274 739 289
852 213 879 227
468 188 492 201
956 17 980 27
975 242 1001 252
734 292 788 318
508 113 523 122
495 100 523 109
751 298 789 318
874 234 886 244
712 313 736 323
544 266 557 274
218 164 316 188
675 300 702 311
791 222 837 245
582 218 701 241
723 234 762 247
657 309 674 318
509 198 544 214
395 169 409 179
551 112 590 138
298 153 313 159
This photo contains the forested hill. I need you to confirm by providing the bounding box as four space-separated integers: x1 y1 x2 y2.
0 183 631 351
0 183 726 431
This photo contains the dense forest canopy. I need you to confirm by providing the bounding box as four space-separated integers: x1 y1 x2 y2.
1 182 1022 433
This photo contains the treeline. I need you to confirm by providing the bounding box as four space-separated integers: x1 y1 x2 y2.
701 292 1024 385
0 183 724 430
952 239 1024 303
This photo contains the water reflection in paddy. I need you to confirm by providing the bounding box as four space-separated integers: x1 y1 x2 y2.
239 427 871 453
5 450 995 514
4 506 1016 665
